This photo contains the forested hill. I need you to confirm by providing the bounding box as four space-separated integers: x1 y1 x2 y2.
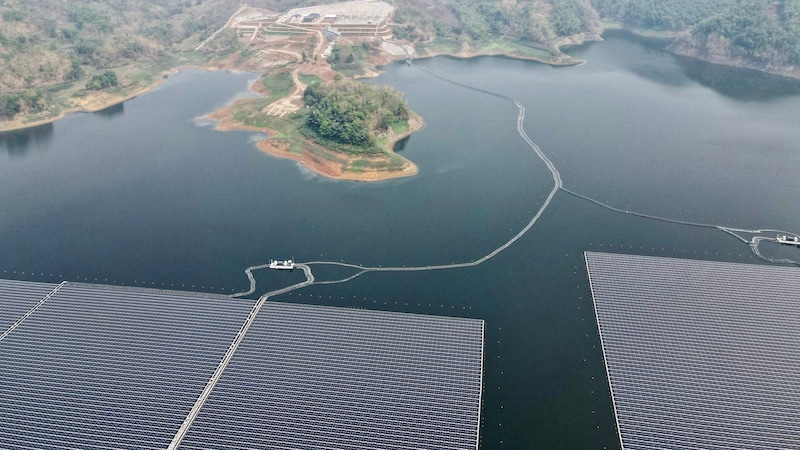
0 0 602 125
303 79 411 153
2 0 799 126
591 0 736 31
0 0 235 121
0 0 228 91
591 0 800 78
391 0 601 53
0 0 599 94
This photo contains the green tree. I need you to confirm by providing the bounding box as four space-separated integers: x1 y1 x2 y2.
551 0 586 36
0 95 22 119
2 9 25 22
303 80 411 152
86 70 119 90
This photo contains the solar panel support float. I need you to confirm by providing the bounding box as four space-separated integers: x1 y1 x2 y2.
168 263 315 449
0 281 66 342
166 296 268 450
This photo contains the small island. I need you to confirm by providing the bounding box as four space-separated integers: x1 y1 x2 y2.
212 73 423 181
201 0 592 181
4 0 800 181
202 1 436 181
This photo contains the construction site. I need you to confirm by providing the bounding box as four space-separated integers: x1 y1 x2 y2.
195 1 410 120
230 1 395 41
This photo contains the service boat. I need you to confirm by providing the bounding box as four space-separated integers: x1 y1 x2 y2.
776 234 800 246
269 259 295 270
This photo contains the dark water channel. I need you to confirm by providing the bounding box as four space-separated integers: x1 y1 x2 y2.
2 30 799 448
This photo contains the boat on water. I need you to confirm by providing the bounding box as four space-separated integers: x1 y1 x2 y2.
269 259 295 270
776 234 800 246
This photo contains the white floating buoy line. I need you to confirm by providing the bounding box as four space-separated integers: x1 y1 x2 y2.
230 63 800 302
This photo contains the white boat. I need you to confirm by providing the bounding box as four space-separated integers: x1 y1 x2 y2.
269 259 295 270
776 234 800 246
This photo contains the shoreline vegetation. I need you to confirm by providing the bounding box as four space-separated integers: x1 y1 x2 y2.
207 88 425 182
3 0 800 180
0 62 206 133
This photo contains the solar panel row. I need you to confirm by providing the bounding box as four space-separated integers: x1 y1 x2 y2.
0 282 257 450
179 302 485 450
1 280 485 449
585 252 800 450
0 279 59 333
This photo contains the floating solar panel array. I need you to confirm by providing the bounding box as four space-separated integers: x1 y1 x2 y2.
1 280 485 449
178 301 485 450
0 279 59 332
0 281 257 450
585 252 800 450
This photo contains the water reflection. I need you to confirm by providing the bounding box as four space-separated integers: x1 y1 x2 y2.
677 57 800 101
0 123 54 157
95 102 125 119
599 29 800 101
392 135 409 152
628 61 691 87
575 30 692 87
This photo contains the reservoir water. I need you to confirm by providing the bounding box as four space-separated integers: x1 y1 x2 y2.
2 30 800 448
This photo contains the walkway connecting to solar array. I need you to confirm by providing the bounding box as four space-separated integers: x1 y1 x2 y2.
585 252 800 450
0 281 257 450
0 279 62 338
178 302 485 450
0 279 484 450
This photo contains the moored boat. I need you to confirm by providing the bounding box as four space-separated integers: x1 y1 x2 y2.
776 234 800 246
268 259 295 270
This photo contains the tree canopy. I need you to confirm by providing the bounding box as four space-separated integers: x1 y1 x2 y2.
85 70 119 90
592 0 800 65
591 0 735 30
694 0 800 64
392 0 599 49
0 90 46 120
303 80 411 153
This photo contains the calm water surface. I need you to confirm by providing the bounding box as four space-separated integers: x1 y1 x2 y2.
2 31 800 448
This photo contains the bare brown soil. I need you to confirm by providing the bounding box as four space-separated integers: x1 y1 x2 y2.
257 138 419 182
0 7 494 181
204 84 422 182
416 44 582 66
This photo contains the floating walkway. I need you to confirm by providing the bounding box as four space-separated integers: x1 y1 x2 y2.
234 62 798 299
0 279 483 450
233 83 565 294
177 302 485 450
0 281 256 450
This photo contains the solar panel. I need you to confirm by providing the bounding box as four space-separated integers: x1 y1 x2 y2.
584 252 800 450
178 301 485 450
0 282 257 450
0 279 58 333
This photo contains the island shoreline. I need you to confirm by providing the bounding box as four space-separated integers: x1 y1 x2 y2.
0 37 586 134
10 30 793 135
0 65 216 133
603 24 800 81
207 94 425 182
